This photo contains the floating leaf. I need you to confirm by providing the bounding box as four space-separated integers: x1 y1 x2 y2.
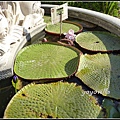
4 81 102 118
14 42 80 80
45 21 83 35
76 31 120 52
76 53 120 99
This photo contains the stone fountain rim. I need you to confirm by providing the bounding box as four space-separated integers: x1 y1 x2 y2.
41 4 120 37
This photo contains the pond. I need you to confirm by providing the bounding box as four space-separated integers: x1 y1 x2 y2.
0 16 118 118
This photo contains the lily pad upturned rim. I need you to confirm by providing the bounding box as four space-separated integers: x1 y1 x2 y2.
45 20 83 36
14 42 81 80
75 53 120 100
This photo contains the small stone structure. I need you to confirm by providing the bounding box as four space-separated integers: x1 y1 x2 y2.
0 1 46 80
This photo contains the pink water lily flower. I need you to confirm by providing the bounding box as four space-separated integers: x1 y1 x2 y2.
64 29 76 41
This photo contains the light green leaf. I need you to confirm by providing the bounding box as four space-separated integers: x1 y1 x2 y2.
76 31 120 52
45 21 82 34
76 53 120 99
14 42 80 80
4 81 102 118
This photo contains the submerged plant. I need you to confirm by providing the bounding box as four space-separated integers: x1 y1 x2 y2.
102 99 120 118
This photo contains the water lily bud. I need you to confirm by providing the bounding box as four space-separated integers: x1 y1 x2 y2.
13 75 18 83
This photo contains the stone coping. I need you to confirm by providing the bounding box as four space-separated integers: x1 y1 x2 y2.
41 4 120 37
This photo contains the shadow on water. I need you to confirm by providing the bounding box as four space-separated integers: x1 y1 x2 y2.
107 53 120 99
98 52 120 118
93 32 120 52
65 57 79 76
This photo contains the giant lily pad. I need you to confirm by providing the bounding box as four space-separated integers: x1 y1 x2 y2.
45 20 83 35
4 81 102 118
75 53 120 99
75 31 120 52
14 42 80 80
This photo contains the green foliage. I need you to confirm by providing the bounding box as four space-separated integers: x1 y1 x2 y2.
102 2 119 17
41 1 119 17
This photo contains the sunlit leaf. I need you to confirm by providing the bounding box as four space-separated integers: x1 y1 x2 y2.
76 31 120 52
14 42 80 80
4 81 102 118
76 53 120 99
45 21 83 35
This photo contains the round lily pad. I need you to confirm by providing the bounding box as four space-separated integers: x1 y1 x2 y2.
75 31 120 52
4 81 102 118
45 20 83 35
14 42 80 80
75 53 120 99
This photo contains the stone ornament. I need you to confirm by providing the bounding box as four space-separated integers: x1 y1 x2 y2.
0 1 45 66
20 1 44 29
0 14 8 39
